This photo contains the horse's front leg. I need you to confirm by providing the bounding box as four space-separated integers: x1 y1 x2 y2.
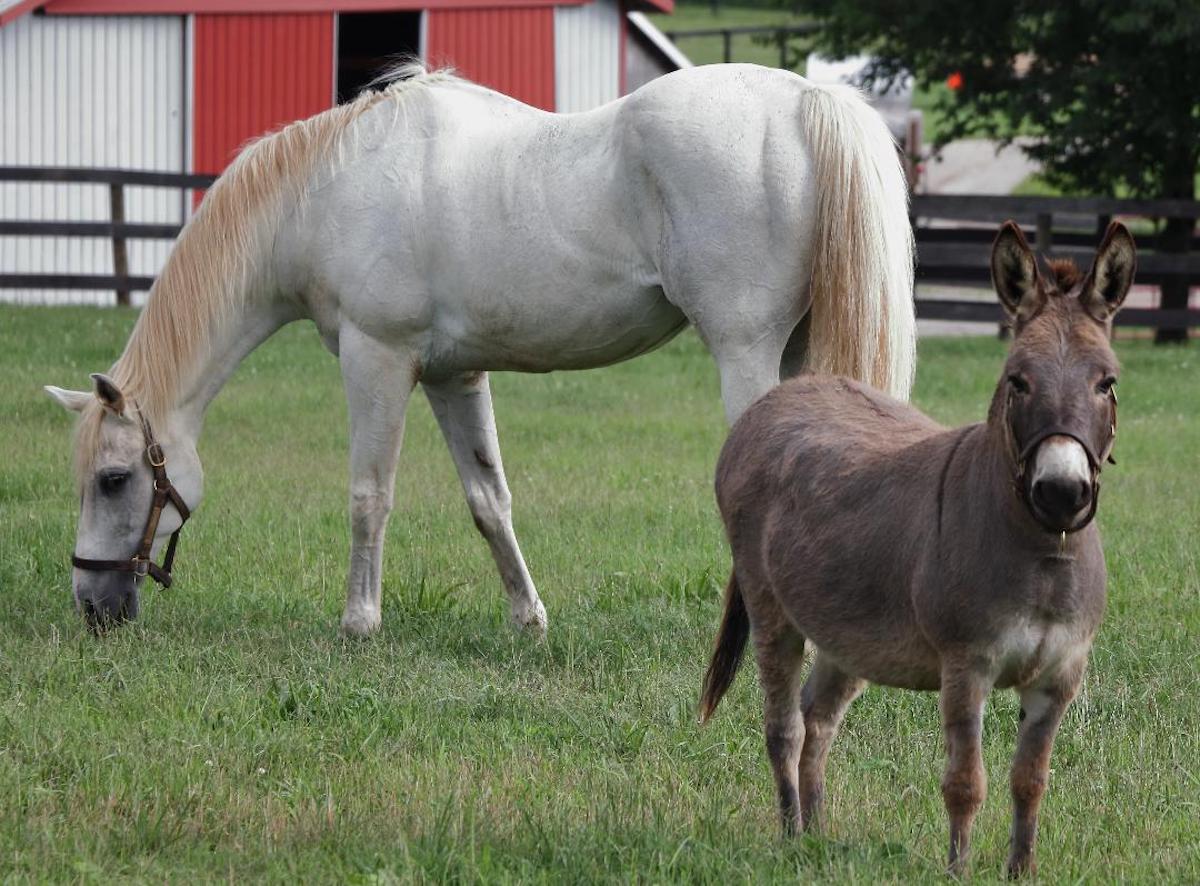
1007 663 1083 878
338 326 416 636
423 372 547 634
939 664 991 876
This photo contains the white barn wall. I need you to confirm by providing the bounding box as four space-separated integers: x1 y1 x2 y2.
0 13 186 305
553 0 620 113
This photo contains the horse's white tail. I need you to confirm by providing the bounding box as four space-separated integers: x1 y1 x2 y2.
797 84 916 400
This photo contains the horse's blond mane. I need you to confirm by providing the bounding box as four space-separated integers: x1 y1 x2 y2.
74 64 458 478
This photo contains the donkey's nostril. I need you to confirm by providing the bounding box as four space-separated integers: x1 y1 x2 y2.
1033 476 1090 520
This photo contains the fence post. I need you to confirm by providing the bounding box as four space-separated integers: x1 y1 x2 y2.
722 30 731 64
109 183 130 307
1035 212 1053 254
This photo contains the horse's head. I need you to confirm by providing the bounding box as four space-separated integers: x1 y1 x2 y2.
44 374 203 629
990 220 1135 533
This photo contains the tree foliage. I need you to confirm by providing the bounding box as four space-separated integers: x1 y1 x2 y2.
804 0 1200 199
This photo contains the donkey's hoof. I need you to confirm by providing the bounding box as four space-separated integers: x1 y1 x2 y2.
1006 855 1036 879
511 598 548 637
340 609 381 637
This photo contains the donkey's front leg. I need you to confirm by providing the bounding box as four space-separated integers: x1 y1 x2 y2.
1007 670 1081 878
423 372 547 634
338 327 416 636
939 664 991 876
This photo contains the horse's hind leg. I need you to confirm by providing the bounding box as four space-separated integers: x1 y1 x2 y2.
423 372 548 634
797 651 865 831
749 604 808 835
339 326 417 636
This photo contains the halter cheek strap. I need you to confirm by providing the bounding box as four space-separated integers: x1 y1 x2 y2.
1008 387 1118 535
70 407 190 588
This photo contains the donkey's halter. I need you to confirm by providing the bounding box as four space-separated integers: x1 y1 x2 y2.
1006 386 1118 536
71 405 190 588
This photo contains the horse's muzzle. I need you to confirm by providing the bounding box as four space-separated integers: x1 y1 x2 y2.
76 574 139 629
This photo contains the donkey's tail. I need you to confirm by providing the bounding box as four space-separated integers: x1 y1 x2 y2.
699 571 750 724
796 83 916 400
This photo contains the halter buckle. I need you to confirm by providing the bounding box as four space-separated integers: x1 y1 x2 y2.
132 557 150 577
146 442 166 468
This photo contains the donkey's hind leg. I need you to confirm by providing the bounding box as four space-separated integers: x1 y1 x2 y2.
798 651 865 831
750 606 808 835
339 326 417 636
423 372 548 634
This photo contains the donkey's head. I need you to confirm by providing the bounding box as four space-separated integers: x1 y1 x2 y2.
44 375 203 629
990 220 1135 533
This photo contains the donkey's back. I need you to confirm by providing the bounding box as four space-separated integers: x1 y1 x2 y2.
715 375 956 689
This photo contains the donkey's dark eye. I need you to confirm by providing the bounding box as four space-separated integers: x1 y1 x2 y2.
1007 374 1030 394
98 471 131 494
1096 376 1117 395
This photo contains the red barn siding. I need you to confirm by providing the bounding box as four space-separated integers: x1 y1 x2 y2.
426 9 554 111
192 13 334 176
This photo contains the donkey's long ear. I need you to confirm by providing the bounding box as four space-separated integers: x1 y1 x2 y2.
90 373 127 416
1080 222 1136 322
991 221 1044 323
44 385 92 413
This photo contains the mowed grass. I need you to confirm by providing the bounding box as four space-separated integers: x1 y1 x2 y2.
1 306 1198 883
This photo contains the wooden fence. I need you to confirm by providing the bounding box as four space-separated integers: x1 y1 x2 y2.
0 167 216 306
661 24 818 67
2 167 1198 334
912 194 1200 334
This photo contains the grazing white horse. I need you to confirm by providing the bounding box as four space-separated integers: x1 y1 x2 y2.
45 63 915 635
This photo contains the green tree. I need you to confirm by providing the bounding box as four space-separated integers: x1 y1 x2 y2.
804 0 1199 341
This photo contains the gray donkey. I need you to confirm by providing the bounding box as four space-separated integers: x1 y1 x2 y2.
700 221 1134 877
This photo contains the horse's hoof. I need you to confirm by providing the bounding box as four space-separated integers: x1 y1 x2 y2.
512 598 548 637
340 609 381 637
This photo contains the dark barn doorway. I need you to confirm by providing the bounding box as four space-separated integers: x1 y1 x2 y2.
336 12 422 103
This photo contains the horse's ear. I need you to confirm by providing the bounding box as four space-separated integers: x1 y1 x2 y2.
991 221 1044 322
89 373 127 415
44 385 92 413
1080 222 1136 322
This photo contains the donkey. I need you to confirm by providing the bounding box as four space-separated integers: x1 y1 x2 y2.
44 64 914 635
699 221 1134 877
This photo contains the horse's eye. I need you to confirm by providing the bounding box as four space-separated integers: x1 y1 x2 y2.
98 471 130 494
1096 376 1117 395
1007 374 1030 394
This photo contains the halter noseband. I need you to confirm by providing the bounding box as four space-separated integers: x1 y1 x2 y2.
1008 386 1118 536
71 405 190 588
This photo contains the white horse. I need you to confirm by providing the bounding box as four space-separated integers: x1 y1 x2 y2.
45 63 915 635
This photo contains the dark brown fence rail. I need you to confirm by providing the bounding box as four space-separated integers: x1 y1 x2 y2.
0 166 217 305
912 193 1200 334
2 167 1199 333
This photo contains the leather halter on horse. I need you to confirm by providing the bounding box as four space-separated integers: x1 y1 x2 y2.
1008 386 1118 536
71 405 190 588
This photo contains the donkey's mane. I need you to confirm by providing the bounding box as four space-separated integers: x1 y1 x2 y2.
1046 258 1082 291
74 64 459 477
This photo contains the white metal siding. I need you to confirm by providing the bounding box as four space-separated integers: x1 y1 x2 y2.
554 0 620 114
0 13 185 305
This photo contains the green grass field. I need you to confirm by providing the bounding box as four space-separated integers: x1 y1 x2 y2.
1 306 1198 882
